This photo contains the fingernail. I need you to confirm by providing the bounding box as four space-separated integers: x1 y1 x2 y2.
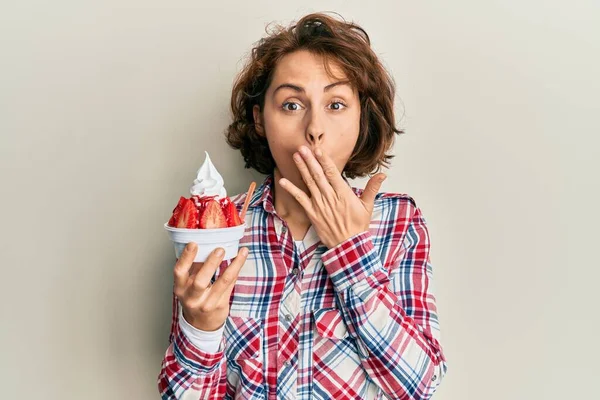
381 174 387 181
187 242 197 251
241 247 248 256
315 148 322 157
215 248 224 256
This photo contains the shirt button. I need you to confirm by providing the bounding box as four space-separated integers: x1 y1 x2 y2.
281 226 287 233
292 267 299 275
432 374 437 381
285 314 293 322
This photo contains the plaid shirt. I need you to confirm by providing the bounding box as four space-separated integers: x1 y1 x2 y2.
158 174 447 399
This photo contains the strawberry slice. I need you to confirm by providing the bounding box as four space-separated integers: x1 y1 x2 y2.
199 199 227 229
223 199 242 227
219 197 232 220
168 196 187 227
175 198 199 228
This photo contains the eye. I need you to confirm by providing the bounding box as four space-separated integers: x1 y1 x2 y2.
328 101 347 111
282 102 303 112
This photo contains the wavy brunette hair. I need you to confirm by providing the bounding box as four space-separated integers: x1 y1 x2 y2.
225 12 404 179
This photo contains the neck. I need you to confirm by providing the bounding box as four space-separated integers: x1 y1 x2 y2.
272 168 311 226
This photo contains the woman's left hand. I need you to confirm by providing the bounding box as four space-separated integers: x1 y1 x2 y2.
279 145 387 249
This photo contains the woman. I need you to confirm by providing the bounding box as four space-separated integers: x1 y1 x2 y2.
158 12 447 400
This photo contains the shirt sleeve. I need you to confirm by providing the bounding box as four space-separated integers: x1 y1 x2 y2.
321 204 447 400
178 302 225 353
157 292 227 399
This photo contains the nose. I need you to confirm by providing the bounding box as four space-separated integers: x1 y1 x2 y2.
306 109 325 145
308 131 324 144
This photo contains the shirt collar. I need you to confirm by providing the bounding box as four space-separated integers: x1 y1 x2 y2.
248 174 276 214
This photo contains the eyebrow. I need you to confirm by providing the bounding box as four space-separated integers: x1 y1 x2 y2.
272 80 351 95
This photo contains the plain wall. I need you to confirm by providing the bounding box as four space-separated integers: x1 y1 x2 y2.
1 1 598 399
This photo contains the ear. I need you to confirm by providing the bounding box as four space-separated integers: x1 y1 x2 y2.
253 105 265 137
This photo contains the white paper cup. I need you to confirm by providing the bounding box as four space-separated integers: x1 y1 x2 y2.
164 222 247 263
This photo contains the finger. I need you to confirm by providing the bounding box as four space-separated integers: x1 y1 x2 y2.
174 242 198 291
188 262 203 277
187 247 226 297
298 146 335 197
279 177 312 211
313 147 348 193
360 173 387 209
211 247 249 298
293 150 321 199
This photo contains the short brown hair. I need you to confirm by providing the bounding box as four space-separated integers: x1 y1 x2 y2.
225 12 404 179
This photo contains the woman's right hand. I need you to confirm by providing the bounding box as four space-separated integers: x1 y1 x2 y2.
173 242 249 332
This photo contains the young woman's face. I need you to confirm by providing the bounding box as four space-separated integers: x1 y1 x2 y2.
253 50 361 182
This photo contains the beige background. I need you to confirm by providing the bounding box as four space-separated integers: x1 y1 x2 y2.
1 1 599 399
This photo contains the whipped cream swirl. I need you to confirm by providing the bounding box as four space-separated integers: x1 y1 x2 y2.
190 151 227 198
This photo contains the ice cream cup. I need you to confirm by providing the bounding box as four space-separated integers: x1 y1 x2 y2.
164 222 247 263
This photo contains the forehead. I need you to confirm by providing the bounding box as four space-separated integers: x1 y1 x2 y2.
270 50 348 86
